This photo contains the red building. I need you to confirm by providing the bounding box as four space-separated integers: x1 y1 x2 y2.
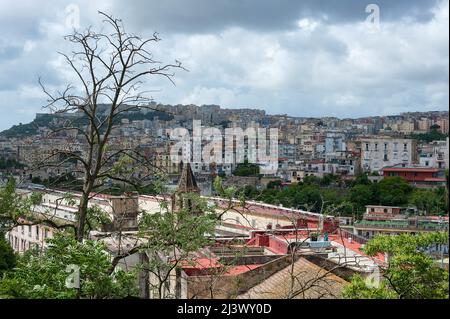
381 164 446 187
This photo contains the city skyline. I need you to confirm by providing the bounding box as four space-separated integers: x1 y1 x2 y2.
1 101 448 134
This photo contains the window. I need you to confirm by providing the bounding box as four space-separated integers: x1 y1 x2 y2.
403 143 407 151
28 225 31 237
44 229 49 239
36 227 39 240
383 209 388 213
365 143 369 151
374 143 378 151
384 154 388 161
384 143 388 150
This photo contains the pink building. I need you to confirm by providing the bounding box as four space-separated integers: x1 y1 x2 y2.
435 118 449 134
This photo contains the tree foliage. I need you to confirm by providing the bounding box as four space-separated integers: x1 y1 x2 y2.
377 177 412 206
239 174 440 217
0 236 16 277
0 234 138 299
138 194 218 298
409 188 448 215
343 232 449 299
409 128 448 143
232 161 260 176
0 178 42 233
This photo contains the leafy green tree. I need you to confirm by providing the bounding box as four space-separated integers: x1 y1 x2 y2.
0 157 25 170
409 128 448 143
292 185 322 211
320 173 341 186
351 173 372 186
138 194 218 298
342 274 398 299
343 232 449 299
377 177 412 206
0 178 43 233
301 175 321 186
232 161 260 176
0 236 16 277
0 234 138 299
266 180 283 189
409 188 448 215
349 184 374 214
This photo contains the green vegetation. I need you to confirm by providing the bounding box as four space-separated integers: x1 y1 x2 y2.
0 175 219 299
242 176 351 214
409 127 448 143
0 236 16 277
0 114 54 138
0 178 42 232
0 158 25 170
409 187 448 215
343 232 449 299
32 173 83 191
232 160 260 176
136 193 218 298
0 234 138 298
377 177 413 206
240 174 448 217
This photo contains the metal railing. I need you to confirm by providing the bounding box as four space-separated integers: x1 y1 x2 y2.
354 220 448 231
336 227 368 245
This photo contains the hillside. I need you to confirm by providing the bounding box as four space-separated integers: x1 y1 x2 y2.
0 109 173 138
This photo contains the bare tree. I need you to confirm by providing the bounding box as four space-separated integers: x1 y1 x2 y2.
38 11 185 242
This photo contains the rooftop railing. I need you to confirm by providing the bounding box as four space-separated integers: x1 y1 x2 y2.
354 220 448 231
336 227 368 245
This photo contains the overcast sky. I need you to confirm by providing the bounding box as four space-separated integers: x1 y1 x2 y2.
0 0 448 130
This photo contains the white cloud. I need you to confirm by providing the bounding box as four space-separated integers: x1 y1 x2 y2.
0 0 448 130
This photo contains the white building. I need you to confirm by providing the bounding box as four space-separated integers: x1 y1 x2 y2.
360 137 418 172
420 137 449 170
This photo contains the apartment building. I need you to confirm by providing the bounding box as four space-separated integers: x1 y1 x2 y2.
435 117 449 134
7 223 55 254
419 137 449 170
360 137 418 172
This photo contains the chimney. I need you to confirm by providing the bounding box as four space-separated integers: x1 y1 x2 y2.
106 192 139 232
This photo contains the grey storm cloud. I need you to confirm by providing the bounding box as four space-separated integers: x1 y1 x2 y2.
113 0 440 33
0 0 448 131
